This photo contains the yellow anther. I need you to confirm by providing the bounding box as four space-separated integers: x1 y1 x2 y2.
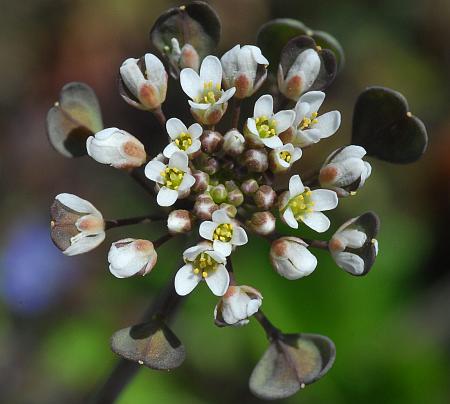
350 191 357 196
194 268 200 274
202 271 208 278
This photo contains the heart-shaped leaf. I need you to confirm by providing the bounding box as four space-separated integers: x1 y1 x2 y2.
249 333 336 400
352 87 428 164
111 320 186 370
46 82 103 158
257 18 345 74
150 1 220 78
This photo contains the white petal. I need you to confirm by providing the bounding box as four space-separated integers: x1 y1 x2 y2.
174 264 201 295
144 160 166 183
55 193 100 216
274 110 295 133
144 53 166 88
168 151 189 171
119 58 144 98
213 240 232 257
246 118 258 135
178 172 195 193
205 264 230 296
188 123 203 139
216 87 235 104
180 68 202 99
187 139 202 154
302 211 330 233
288 175 305 197
340 229 367 248
293 102 310 127
188 100 211 110
283 207 298 229
231 226 248 246
249 45 269 65
315 111 341 138
298 91 325 113
294 128 322 147
286 49 321 93
221 45 240 84
162 142 180 158
330 145 367 163
157 187 178 207
212 209 232 224
166 118 188 139
199 221 216 241
254 94 273 117
310 189 338 211
261 136 283 149
200 55 222 87
183 245 207 261
333 251 365 275
64 232 105 256
207 249 227 264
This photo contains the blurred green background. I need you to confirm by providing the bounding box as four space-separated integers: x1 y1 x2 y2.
1 0 450 403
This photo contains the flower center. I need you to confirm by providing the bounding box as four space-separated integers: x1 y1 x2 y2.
161 167 184 190
213 223 233 242
288 189 315 220
193 252 218 278
299 112 318 130
279 151 291 163
174 132 193 151
196 80 222 104
255 116 277 138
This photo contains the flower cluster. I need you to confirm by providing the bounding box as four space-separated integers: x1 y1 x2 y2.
46 2 427 400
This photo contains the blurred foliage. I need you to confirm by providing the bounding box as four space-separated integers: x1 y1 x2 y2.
1 0 450 403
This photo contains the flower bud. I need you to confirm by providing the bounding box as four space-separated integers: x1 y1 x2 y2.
50 193 105 256
196 154 219 175
214 285 263 326
329 212 379 276
193 193 218 220
241 179 259 195
278 48 321 101
254 185 276 210
108 238 157 278
246 211 276 236
221 45 269 99
86 128 146 169
210 184 228 204
319 146 372 197
200 130 223 154
219 203 237 218
270 237 317 280
191 103 228 126
243 149 268 173
269 144 302 174
179 43 200 71
192 170 210 193
119 54 168 111
227 188 244 207
223 129 246 156
167 210 194 235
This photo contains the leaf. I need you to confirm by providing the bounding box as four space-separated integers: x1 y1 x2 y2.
257 18 345 74
46 82 103 158
150 1 220 77
111 320 186 370
249 333 336 400
352 87 428 163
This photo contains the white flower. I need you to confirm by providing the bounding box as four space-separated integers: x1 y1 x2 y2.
291 91 341 147
174 243 229 296
108 238 157 278
221 44 269 98
144 151 195 207
319 145 372 196
245 94 295 149
86 128 146 169
163 118 202 158
50 193 105 256
180 55 236 125
269 143 302 173
199 209 248 256
214 285 263 326
278 48 321 101
279 175 338 233
119 54 168 110
270 237 317 280
329 215 379 276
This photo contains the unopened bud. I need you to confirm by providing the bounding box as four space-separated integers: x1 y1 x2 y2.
227 188 244 207
196 154 219 175
246 211 276 235
192 170 210 193
219 203 237 218
210 184 228 204
167 210 194 234
86 128 146 169
108 238 157 278
179 43 200 71
254 185 276 210
200 130 224 154
241 179 259 195
243 149 268 173
223 129 246 156
194 193 218 220
270 237 317 280
191 103 228 126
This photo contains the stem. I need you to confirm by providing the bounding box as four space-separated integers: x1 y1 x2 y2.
254 310 281 341
152 107 167 128
231 98 242 129
153 233 173 248
105 215 164 230
303 239 329 250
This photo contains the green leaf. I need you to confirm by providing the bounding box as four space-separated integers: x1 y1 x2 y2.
150 1 220 78
257 18 345 74
249 333 336 400
352 87 428 164
111 320 186 370
46 82 103 158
